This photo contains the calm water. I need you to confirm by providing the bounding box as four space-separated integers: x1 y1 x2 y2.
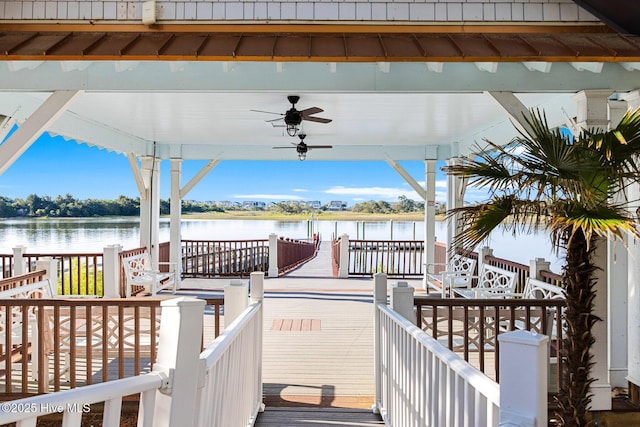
0 218 563 272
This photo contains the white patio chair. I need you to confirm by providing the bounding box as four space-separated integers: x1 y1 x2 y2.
426 254 477 297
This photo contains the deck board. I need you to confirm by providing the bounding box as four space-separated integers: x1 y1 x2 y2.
255 407 384 426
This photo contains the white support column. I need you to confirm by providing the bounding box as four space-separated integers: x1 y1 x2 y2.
35 257 59 297
0 90 82 176
486 91 536 139
12 246 26 276
268 233 279 277
372 272 387 415
102 244 122 298
170 159 182 289
446 157 466 261
424 160 437 289
498 330 549 427
224 279 249 326
574 90 613 410
390 281 415 323
624 90 640 404
608 98 630 387
152 297 205 427
339 233 350 278
140 156 161 262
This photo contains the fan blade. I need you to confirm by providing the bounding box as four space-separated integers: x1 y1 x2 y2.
251 109 284 115
307 145 333 150
299 107 323 116
265 117 284 122
303 116 332 124
273 142 298 149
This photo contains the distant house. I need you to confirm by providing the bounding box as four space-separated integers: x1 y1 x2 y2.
328 201 345 211
242 201 266 210
216 201 241 208
307 201 322 209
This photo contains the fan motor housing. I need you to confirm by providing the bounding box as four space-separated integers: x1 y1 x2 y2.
284 108 302 125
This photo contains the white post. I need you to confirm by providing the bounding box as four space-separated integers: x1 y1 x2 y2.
373 272 387 415
590 241 611 410
12 245 26 275
152 297 205 427
390 281 415 323
339 233 350 278
479 246 493 270
170 159 183 289
498 330 549 427
424 160 436 276
389 219 393 240
224 279 249 326
529 258 551 281
608 98 630 388
35 257 59 297
268 233 279 277
140 156 161 263
102 244 122 298
250 271 264 303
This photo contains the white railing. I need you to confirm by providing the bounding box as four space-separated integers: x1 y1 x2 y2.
376 303 500 426
0 272 266 427
0 367 165 426
373 273 549 427
196 302 263 427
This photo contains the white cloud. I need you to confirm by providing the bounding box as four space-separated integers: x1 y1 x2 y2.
292 188 308 192
232 194 305 200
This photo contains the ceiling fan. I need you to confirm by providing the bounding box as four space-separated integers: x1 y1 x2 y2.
273 133 333 161
252 95 332 137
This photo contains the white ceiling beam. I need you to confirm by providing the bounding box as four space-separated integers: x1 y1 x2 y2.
328 62 337 73
0 90 82 176
126 153 147 198
181 159 220 199
385 157 427 200
570 62 604 73
276 62 285 73
425 62 444 73
485 91 535 139
522 62 552 73
475 62 498 73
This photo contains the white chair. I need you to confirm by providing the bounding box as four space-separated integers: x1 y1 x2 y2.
426 254 477 297
453 264 518 299
122 253 177 297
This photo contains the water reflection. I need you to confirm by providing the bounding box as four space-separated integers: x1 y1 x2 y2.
0 218 563 272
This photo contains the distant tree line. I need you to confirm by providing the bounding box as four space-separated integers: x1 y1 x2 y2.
0 193 434 218
0 194 223 218
351 195 439 214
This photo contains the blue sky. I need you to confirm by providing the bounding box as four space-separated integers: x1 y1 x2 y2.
0 132 475 206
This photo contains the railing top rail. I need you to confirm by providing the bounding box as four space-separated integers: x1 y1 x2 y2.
23 252 102 257
0 270 46 285
200 302 262 367
377 303 500 404
182 239 268 243
0 373 163 424
414 297 565 307
0 298 166 307
485 255 529 270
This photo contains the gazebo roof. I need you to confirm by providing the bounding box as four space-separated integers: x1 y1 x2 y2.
0 24 639 162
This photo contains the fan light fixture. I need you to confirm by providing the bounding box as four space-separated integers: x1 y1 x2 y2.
287 123 299 137
298 151 307 161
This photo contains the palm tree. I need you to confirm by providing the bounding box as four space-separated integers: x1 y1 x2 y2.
443 107 640 427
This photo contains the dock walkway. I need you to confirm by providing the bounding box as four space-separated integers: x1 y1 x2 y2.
183 240 424 426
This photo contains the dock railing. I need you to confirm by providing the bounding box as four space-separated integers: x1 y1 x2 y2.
0 274 262 427
373 273 549 427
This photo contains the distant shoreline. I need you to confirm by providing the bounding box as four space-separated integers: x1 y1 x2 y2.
180 211 438 222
